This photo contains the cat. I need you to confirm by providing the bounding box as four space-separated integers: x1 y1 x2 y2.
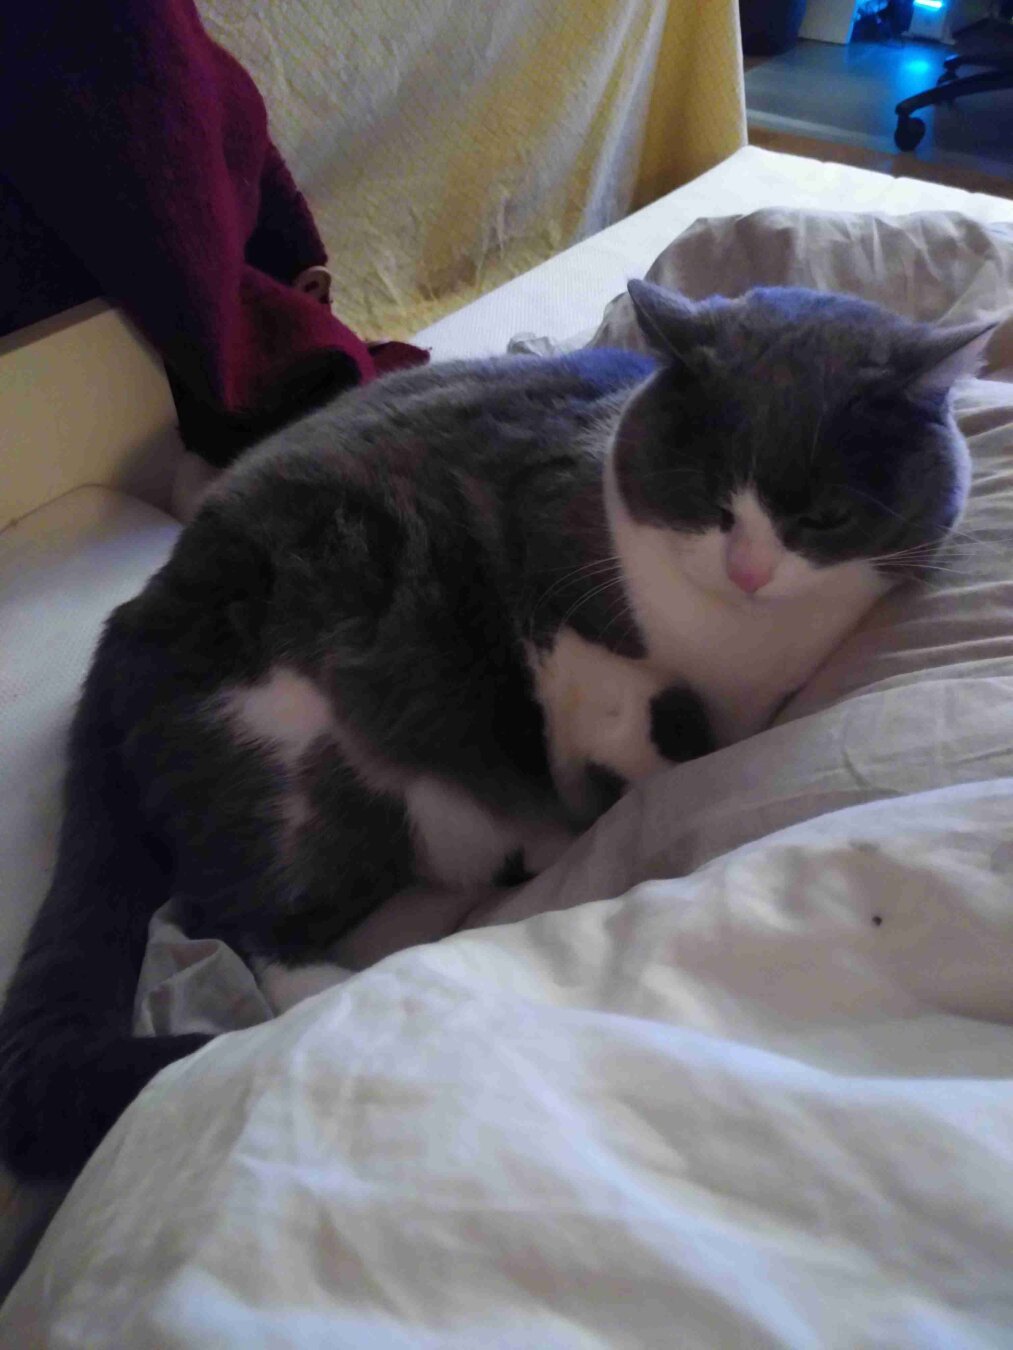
0 281 990 1183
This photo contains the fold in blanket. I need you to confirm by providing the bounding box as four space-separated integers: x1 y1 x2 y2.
1 0 427 464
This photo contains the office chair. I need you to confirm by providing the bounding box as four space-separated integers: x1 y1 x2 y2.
895 21 1013 150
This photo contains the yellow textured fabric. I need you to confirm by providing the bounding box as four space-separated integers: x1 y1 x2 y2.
198 1 745 338
636 1 748 208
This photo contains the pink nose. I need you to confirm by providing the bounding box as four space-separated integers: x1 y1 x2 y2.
727 559 773 594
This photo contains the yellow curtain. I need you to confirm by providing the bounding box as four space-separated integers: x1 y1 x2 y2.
636 2 747 208
200 0 745 338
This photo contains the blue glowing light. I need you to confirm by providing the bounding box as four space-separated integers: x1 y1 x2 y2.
913 0 944 10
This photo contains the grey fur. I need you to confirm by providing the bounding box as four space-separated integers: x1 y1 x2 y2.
618 281 990 568
0 286 983 1182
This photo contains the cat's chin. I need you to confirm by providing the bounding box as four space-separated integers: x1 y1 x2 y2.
718 582 802 607
688 561 823 606
709 561 867 606
743 577 818 604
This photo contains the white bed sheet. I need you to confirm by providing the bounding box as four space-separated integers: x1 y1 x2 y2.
6 148 1013 1337
5 376 1013 1343
413 146 1013 361
3 777 1013 1347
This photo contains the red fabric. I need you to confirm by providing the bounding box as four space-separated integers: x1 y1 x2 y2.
2 0 427 461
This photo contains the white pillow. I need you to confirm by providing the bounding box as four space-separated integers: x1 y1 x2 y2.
591 207 1013 378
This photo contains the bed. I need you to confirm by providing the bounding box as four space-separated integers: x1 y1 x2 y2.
2 146 1013 1343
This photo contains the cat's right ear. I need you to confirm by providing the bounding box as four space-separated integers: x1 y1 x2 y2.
627 280 717 363
906 319 997 399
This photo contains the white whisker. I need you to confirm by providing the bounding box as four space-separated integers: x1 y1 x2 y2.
532 556 621 613
558 572 629 632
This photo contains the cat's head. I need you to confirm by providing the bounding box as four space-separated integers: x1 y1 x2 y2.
608 281 993 602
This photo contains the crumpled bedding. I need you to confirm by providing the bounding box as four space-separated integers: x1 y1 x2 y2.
5 207 1013 1340
592 207 1013 380
131 208 1013 992
4 777 1013 1345
123 368 1013 1011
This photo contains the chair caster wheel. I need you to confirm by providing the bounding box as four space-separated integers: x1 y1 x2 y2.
894 115 926 152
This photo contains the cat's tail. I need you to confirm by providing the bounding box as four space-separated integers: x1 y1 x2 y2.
0 629 210 1182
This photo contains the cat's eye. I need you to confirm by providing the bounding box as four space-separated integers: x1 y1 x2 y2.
717 508 735 532
797 507 849 531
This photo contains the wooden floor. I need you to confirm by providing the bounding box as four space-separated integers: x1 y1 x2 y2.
749 123 1013 200
745 34 1013 197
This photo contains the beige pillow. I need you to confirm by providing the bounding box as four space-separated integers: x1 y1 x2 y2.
592 207 1013 378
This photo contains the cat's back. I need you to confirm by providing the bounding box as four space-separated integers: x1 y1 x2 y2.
123 349 656 676
238 348 657 489
328 347 655 429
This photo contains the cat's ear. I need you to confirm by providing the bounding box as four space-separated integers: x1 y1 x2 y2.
627 279 720 361
908 320 996 397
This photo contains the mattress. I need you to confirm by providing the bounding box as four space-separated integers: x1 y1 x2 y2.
413 146 1013 360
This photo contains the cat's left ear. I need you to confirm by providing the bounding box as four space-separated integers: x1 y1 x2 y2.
627 279 723 362
908 320 997 397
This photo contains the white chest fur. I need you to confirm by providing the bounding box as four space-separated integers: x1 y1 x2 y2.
528 467 890 798
605 461 889 745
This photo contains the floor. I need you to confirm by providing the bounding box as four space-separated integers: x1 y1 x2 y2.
745 28 1013 191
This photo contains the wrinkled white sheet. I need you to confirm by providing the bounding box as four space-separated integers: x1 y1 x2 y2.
413 146 1013 361
4 778 1013 1346
6 376 1013 1342
593 207 1013 379
6 185 1013 1336
125 375 1013 991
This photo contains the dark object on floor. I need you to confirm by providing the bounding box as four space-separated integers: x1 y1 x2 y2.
739 0 808 56
1 1 427 466
854 0 913 41
887 0 915 37
853 7 890 43
895 27 1013 151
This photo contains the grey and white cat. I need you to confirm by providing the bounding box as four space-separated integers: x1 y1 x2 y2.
0 282 990 1182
